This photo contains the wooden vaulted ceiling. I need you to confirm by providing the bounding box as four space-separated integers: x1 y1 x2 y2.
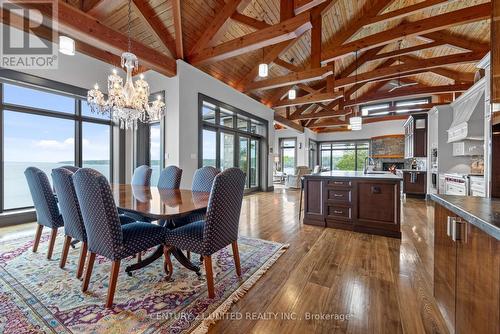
7 0 491 132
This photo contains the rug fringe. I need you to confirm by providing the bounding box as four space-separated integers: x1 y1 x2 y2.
191 243 289 334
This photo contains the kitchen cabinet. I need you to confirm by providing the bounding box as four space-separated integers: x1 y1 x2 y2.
404 114 427 158
434 203 499 334
403 171 426 196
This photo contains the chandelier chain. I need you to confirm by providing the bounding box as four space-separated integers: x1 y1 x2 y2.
127 0 132 52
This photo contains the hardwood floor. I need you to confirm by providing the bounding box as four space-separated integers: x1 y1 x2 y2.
0 187 448 334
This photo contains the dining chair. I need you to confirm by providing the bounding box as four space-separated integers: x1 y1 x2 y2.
157 165 183 189
60 165 80 173
52 167 136 278
132 165 153 186
73 168 170 308
164 168 246 298
24 167 64 259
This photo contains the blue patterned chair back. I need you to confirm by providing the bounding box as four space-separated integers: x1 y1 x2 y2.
52 168 86 242
132 165 152 186
192 166 219 192
73 168 123 259
24 167 63 228
158 165 183 189
60 165 80 173
202 168 246 254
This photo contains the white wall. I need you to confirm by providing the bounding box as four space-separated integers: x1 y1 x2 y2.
147 60 275 189
316 120 405 141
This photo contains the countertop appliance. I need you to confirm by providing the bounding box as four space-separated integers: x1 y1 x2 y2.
444 173 468 196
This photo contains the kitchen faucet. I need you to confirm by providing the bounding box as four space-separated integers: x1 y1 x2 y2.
364 157 376 174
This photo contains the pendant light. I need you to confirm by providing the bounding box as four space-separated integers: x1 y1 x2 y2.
288 88 296 100
258 49 268 77
349 49 362 131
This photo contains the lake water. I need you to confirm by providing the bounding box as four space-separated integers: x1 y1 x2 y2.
3 161 110 210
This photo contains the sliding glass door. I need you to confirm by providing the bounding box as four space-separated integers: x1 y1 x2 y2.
279 138 296 175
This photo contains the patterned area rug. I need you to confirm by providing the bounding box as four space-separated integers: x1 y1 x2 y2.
0 231 287 333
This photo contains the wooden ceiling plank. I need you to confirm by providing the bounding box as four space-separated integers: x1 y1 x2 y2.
321 3 491 63
364 0 454 26
400 55 475 83
231 12 271 30
273 91 343 108
367 41 444 63
244 65 334 92
274 114 305 132
85 0 123 17
132 0 177 57
294 0 327 15
333 51 485 88
188 12 312 65
344 84 472 107
172 0 184 59
188 0 244 57
21 1 176 76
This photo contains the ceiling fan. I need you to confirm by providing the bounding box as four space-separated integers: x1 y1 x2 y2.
388 80 418 92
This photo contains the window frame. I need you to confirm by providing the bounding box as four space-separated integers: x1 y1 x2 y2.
319 140 370 171
0 69 114 213
198 94 268 192
279 137 297 174
361 97 431 117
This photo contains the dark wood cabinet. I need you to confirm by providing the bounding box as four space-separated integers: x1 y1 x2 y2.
403 171 426 196
404 114 427 158
303 176 401 238
434 203 500 334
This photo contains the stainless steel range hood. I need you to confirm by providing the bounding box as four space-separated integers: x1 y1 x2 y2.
447 77 485 143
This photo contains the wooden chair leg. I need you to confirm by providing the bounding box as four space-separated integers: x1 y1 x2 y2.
76 242 88 279
106 260 121 308
59 235 72 268
32 224 43 252
204 255 215 298
137 252 142 262
231 241 242 276
82 252 96 292
163 245 173 280
47 228 58 260
187 251 191 260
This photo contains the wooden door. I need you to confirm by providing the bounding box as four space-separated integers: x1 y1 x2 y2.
456 222 500 334
433 203 457 333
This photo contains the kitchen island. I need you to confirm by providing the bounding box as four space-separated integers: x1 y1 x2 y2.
303 171 402 238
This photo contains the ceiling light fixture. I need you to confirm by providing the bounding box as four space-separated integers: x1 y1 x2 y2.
59 36 75 56
86 0 165 129
258 49 268 77
288 89 296 100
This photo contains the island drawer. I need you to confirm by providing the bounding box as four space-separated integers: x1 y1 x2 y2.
326 189 352 203
325 205 352 220
327 180 352 188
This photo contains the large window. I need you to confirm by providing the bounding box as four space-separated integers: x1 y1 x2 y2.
149 123 161 185
199 94 267 191
320 141 369 171
279 138 296 175
0 76 113 212
361 97 431 117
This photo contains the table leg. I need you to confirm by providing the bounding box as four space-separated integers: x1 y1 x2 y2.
125 246 201 276
172 248 201 276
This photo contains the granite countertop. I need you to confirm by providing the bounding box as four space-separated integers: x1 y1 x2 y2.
430 194 500 240
307 171 402 180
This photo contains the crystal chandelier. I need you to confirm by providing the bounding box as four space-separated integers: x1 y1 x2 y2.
86 0 165 129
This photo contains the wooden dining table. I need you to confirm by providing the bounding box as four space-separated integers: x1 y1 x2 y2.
111 184 211 276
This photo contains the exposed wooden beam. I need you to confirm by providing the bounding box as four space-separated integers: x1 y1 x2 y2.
295 0 327 14
274 114 305 132
273 91 343 108
281 0 295 21
85 0 122 17
188 12 312 65
364 0 455 26
290 108 352 120
367 41 445 63
0 6 148 74
337 45 386 78
344 84 472 106
322 3 491 63
132 0 177 57
333 52 484 89
188 0 243 56
231 12 271 30
244 65 333 92
297 83 319 94
400 55 475 83
310 5 322 68
18 1 176 76
171 0 183 59
274 58 302 72
422 31 490 52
